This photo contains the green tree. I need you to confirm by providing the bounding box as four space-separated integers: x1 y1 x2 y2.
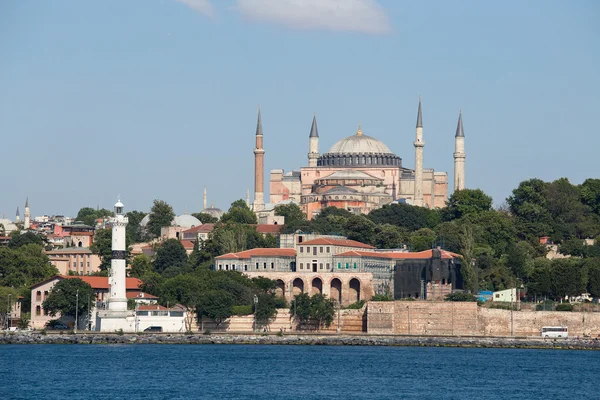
147 200 175 238
90 229 114 271
550 259 587 299
154 239 188 274
191 212 218 224
344 215 376 244
254 292 278 329
463 211 518 257
408 228 436 252
458 223 476 292
187 240 212 271
507 178 553 239
42 278 95 329
371 224 407 249
444 292 476 302
527 258 552 298
368 203 440 232
160 274 206 332
274 203 306 226
309 207 350 235
196 290 234 327
221 200 257 224
126 210 147 243
290 293 312 326
75 207 113 227
129 254 154 278
506 241 535 280
586 259 600 298
0 245 57 288
581 178 600 215
8 231 44 249
443 189 492 221
309 294 335 329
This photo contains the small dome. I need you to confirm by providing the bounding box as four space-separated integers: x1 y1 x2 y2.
203 207 224 220
115 200 124 208
172 214 202 228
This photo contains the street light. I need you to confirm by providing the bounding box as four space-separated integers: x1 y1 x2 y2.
253 295 259 332
74 289 79 334
7 294 11 330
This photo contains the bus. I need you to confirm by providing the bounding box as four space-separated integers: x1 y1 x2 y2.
541 326 568 339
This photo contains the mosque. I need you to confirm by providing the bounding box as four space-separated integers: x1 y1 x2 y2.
251 100 466 219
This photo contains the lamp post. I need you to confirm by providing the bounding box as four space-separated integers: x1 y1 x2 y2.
407 305 411 335
336 300 341 334
253 295 258 332
7 294 11 330
74 289 79 334
510 289 514 337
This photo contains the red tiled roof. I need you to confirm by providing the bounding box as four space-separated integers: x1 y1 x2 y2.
137 304 169 311
335 249 462 260
255 224 283 234
181 240 195 249
126 292 158 299
61 275 143 290
300 238 375 249
182 224 215 234
216 248 296 260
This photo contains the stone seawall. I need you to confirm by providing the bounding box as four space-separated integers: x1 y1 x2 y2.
2 333 600 350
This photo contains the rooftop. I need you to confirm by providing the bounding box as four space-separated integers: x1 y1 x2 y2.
300 238 376 249
216 248 296 260
335 249 462 260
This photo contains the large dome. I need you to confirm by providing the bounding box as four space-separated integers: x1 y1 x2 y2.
318 127 401 168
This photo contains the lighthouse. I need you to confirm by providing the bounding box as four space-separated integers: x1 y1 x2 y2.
108 199 128 312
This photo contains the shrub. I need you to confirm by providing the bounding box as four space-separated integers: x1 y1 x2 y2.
276 330 283 337
556 303 574 312
488 302 519 310
346 300 366 309
274 296 288 309
203 329 211 335
40 329 47 336
232 305 253 316
536 300 556 311
371 294 393 301
445 292 476 302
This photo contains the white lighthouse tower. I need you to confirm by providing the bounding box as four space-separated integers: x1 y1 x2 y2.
97 198 135 332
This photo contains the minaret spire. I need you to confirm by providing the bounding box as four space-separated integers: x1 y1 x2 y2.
413 97 425 207
24 198 31 230
203 186 207 211
15 206 20 222
453 109 466 192
308 113 320 167
253 105 265 211
246 189 250 207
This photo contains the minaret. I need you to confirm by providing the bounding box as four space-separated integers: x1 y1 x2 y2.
453 110 466 192
15 207 20 223
246 189 250 207
308 113 319 167
24 198 30 229
108 198 128 312
203 186 207 211
413 97 425 207
253 105 265 211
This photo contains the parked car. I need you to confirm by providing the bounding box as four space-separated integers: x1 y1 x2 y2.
144 326 163 333
45 320 70 330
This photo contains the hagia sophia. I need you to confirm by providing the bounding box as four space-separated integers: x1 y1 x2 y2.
251 99 466 219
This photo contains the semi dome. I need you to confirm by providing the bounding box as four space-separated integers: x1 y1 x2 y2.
139 214 202 228
318 126 401 168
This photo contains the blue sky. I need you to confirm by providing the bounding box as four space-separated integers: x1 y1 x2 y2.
1 0 598 217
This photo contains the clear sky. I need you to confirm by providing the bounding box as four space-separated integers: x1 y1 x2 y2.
1 0 598 218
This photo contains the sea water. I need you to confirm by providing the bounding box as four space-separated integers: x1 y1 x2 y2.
0 344 597 399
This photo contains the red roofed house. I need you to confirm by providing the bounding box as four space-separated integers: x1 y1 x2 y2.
30 275 144 330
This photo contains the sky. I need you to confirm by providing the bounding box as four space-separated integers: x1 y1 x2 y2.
1 0 599 218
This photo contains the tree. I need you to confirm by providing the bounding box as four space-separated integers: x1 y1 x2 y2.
408 228 436 252
290 293 335 330
0 245 57 288
154 239 188 274
90 229 113 271
506 241 535 280
371 224 407 249
309 207 350 235
444 292 476 302
507 179 553 239
550 259 587 299
191 212 218 224
274 203 306 226
254 292 278 329
0 287 19 329
443 189 492 221
126 210 147 243
458 223 476 292
129 254 154 278
160 274 206 332
42 278 95 329
147 200 175 238
8 231 43 249
463 211 518 257
344 215 376 244
75 207 113 227
290 293 312 326
196 290 234 327
220 200 257 224
581 179 600 215
586 259 600 298
187 240 211 271
368 203 440 232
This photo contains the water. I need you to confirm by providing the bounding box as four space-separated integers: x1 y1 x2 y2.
0 344 597 399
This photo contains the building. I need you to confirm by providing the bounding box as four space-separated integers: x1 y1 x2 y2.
250 102 467 219
492 288 518 302
30 275 144 329
46 247 102 275
134 304 186 333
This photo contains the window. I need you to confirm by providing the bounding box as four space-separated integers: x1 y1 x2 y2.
36 291 42 301
136 311 149 316
244 265 248 271
300 247 304 253
72 262 76 268
345 263 349 269
151 311 168 316
326 247 330 253
44 291 49 299
80 262 83 267
271 262 274 269
225 265 229 271
35 306 41 316
319 263 323 270
264 263 267 269
326 263 330 270
300 263 304 270
353 263 357 269
306 247 310 253
256 263 259 269
313 247 317 256
320 247 323 253
170 311 184 317
337 263 341 269
218 264 222 270
87 262 90 267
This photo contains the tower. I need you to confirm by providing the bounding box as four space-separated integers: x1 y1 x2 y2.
253 106 265 211
108 198 128 312
413 97 425 207
24 198 30 230
203 186 207 211
308 113 319 167
15 207 20 223
453 110 466 192
246 188 250 207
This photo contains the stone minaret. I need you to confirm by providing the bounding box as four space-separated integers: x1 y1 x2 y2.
15 207 20 223
308 113 319 167
203 186 207 211
108 198 128 312
253 106 265 211
24 198 30 229
453 110 466 192
246 188 250 207
413 97 425 207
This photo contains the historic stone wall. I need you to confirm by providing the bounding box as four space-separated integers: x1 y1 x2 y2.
367 301 600 337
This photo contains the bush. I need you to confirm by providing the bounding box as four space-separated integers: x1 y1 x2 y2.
346 300 366 309
276 330 283 337
203 328 211 335
488 302 519 310
371 294 393 301
232 305 253 316
40 329 47 336
556 303 574 312
445 292 476 302
274 296 288 309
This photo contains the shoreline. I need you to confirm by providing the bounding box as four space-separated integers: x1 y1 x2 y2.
2 332 600 350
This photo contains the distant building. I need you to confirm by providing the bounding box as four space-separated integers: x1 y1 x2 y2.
46 247 102 275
